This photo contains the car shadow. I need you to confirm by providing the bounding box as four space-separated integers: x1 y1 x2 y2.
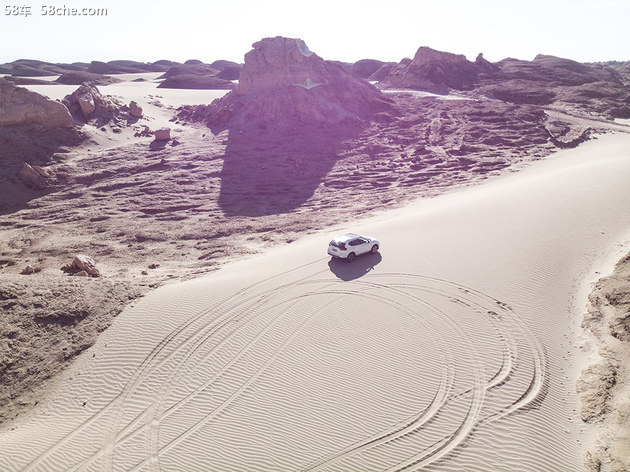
328 252 382 281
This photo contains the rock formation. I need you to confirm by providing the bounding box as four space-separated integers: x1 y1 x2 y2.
349 59 387 79
378 47 630 118
55 71 121 86
0 78 73 128
476 55 630 114
379 46 482 93
62 82 124 124
189 36 392 133
157 75 234 90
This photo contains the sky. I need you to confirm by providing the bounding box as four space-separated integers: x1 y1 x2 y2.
0 0 629 65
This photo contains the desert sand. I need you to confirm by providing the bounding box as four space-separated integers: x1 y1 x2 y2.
1 130 629 471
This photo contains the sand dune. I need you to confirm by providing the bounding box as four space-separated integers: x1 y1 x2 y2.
0 132 628 470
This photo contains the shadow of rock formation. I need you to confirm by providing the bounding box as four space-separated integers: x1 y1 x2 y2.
217 123 359 216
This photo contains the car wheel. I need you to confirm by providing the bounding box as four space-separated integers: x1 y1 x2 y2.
346 252 356 263
370 244 379 254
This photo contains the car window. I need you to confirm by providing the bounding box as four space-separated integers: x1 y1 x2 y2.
330 240 345 248
349 239 360 246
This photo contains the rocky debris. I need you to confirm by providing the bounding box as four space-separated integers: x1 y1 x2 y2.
134 125 153 137
129 101 143 118
62 254 101 277
20 265 36 275
544 118 590 147
62 82 125 125
154 127 171 141
0 78 73 128
157 75 235 90
379 46 481 93
185 36 393 133
17 163 56 188
55 71 121 86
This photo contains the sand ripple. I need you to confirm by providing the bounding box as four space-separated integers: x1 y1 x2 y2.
6 263 545 472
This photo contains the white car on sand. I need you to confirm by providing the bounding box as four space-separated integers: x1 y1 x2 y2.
327 233 380 262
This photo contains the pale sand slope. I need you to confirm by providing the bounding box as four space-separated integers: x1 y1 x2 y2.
1 133 629 471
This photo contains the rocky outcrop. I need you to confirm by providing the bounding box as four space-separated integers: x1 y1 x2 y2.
368 62 397 81
189 36 392 133
87 60 149 74
379 46 482 93
157 75 234 90
211 60 243 80
476 55 630 114
0 78 73 128
55 72 121 86
349 59 386 79
62 82 124 124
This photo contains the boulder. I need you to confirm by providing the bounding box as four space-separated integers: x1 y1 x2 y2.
129 101 143 118
0 78 73 128
71 254 100 277
154 127 171 141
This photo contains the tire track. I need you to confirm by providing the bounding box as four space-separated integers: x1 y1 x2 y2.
17 266 545 472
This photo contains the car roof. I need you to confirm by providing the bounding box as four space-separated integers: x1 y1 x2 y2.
332 233 362 243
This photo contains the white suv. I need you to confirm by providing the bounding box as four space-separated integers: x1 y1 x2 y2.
327 233 380 262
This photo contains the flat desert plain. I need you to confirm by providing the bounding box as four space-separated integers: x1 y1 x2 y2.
1 130 629 471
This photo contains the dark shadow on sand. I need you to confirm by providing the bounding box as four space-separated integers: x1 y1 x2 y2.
218 123 362 217
0 126 83 215
328 252 382 281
